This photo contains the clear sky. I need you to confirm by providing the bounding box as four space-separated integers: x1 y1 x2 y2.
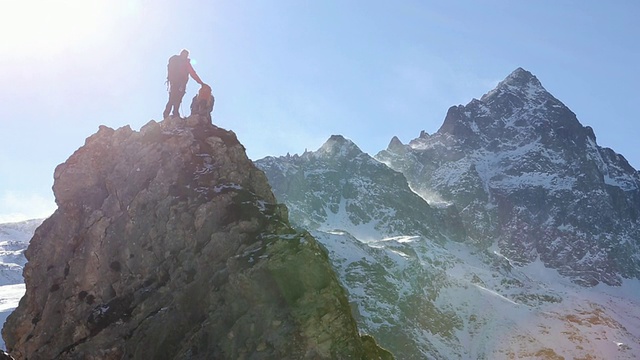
1 0 638 222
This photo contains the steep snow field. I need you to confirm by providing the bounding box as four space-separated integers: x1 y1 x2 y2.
315 230 640 359
445 243 640 359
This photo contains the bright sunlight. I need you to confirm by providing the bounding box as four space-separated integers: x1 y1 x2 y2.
0 0 116 55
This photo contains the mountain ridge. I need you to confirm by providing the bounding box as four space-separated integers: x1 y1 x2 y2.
256 67 640 359
257 135 464 243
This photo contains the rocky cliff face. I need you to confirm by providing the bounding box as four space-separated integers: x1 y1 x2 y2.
377 68 640 286
2 116 392 360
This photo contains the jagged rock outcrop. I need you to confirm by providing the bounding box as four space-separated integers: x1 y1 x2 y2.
377 67 640 286
2 116 392 360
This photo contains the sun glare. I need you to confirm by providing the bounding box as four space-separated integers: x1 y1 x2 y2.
0 0 114 55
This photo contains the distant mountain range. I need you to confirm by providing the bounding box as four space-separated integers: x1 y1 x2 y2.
256 68 640 359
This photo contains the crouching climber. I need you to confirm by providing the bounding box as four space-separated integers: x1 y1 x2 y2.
190 83 215 122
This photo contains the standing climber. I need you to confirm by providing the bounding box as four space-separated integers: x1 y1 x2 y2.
190 84 215 122
163 49 204 119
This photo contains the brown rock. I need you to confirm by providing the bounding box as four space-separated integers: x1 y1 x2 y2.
2 116 392 360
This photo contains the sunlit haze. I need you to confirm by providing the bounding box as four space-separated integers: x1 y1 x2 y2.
1 1 113 55
1 0 638 222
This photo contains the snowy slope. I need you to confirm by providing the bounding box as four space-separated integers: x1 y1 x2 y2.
0 219 41 350
314 228 640 359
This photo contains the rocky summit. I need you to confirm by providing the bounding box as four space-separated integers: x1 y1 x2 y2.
1 116 392 360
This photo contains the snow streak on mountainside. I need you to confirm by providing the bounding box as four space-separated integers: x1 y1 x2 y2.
377 68 640 286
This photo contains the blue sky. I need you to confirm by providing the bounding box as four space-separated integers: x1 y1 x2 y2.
1 0 638 222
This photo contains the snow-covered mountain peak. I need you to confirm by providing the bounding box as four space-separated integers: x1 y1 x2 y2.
431 67 585 147
501 67 541 87
377 68 640 286
481 67 547 103
315 134 363 159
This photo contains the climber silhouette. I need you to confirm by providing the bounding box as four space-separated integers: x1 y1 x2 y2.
163 49 204 119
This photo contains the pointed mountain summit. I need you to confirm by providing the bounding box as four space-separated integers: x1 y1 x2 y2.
481 67 546 102
316 134 364 159
386 136 407 154
435 67 587 146
378 68 640 286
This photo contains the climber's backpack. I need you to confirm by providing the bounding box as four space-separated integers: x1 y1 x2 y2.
167 55 188 84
